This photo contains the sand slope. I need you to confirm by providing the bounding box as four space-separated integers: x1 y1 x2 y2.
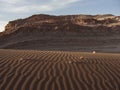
0 49 120 90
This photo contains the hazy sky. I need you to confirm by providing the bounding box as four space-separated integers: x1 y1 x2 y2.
0 0 120 32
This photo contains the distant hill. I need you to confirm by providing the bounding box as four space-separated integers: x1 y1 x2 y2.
0 14 120 52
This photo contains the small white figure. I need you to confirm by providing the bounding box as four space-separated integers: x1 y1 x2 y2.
92 51 96 54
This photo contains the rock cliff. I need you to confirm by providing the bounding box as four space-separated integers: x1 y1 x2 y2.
3 14 120 35
0 14 120 52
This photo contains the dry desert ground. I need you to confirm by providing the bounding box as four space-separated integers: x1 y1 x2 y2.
0 49 120 90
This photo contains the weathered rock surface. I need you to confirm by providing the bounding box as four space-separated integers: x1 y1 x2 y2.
0 14 120 52
2 14 120 35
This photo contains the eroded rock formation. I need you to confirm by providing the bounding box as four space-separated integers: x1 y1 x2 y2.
3 14 120 35
0 14 120 52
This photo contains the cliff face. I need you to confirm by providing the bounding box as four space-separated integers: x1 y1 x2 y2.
3 14 120 35
0 14 120 52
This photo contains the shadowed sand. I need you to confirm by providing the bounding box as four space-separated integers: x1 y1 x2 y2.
0 49 120 90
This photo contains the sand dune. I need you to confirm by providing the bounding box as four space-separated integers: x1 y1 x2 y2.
0 49 120 90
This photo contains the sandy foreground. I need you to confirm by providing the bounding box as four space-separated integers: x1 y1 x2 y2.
0 49 120 90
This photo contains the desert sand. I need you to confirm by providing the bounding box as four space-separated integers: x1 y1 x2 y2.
0 49 120 90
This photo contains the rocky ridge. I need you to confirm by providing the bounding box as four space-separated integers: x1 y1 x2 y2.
2 14 120 35
0 14 120 52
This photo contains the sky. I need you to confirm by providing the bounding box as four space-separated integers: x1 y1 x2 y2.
0 0 120 32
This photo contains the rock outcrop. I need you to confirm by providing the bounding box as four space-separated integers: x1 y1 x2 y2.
2 14 120 35
0 14 120 52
